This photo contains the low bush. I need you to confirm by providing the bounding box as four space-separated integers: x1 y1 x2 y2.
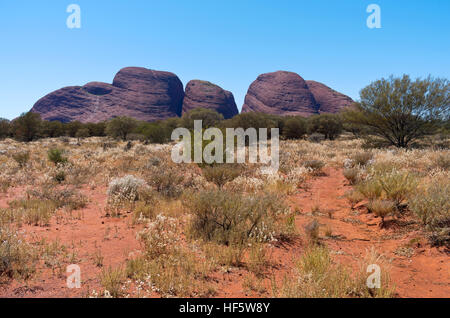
366 199 396 227
343 168 359 185
187 190 286 245
107 175 147 208
352 152 373 166
202 164 243 188
48 148 68 165
409 180 450 247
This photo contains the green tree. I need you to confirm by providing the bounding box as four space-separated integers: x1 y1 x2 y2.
0 118 11 139
181 108 224 129
282 116 307 139
344 75 449 148
41 120 64 138
75 127 90 140
11 112 42 142
308 114 343 140
64 121 83 137
105 117 138 140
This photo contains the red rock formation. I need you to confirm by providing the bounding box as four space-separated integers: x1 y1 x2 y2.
306 80 354 114
31 67 184 123
182 80 238 119
241 71 319 117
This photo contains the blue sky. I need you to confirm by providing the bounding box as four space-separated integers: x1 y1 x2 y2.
0 0 449 120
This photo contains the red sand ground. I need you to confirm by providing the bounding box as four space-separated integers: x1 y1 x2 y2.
0 168 448 298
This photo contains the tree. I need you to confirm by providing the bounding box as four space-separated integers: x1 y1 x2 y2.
105 117 138 140
11 112 42 141
344 75 449 148
64 121 83 137
41 120 64 138
181 108 224 129
282 116 307 139
75 127 90 140
308 114 343 140
0 118 11 139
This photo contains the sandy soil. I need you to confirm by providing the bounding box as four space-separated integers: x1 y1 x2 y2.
0 168 448 298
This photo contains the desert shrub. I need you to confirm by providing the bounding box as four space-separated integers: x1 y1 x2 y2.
100 266 125 298
182 107 224 130
105 116 138 141
53 170 66 184
129 214 211 297
137 214 179 258
202 164 243 188
376 170 418 206
352 152 373 166
366 199 396 227
107 175 147 208
75 128 90 140
409 180 450 246
145 165 184 198
343 168 359 185
357 169 417 206
11 112 42 142
307 114 343 140
0 118 10 139
12 151 30 168
0 225 38 280
283 117 307 140
187 190 286 245
48 148 68 165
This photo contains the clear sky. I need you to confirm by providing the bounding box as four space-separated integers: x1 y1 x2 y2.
0 0 449 120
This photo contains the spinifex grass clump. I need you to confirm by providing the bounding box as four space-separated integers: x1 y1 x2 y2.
48 148 68 165
409 179 450 247
343 168 359 185
366 199 396 227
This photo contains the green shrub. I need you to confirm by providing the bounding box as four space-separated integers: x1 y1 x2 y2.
377 170 418 206
188 190 286 245
282 117 307 139
307 114 343 140
202 164 243 188
409 180 449 247
48 148 67 165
